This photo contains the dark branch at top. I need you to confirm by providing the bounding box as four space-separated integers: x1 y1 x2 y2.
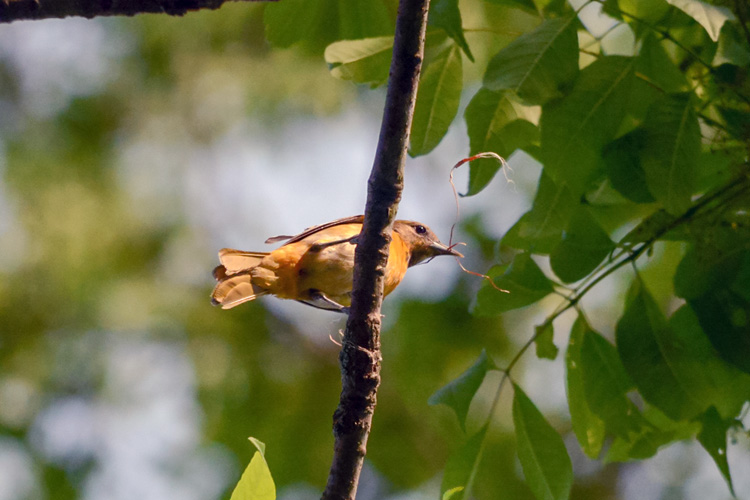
0 0 272 24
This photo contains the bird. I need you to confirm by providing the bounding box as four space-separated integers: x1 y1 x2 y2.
210 215 462 313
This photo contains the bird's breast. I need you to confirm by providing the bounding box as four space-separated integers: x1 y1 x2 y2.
384 235 410 296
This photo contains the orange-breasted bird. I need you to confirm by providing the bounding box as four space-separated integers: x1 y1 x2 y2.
211 215 462 313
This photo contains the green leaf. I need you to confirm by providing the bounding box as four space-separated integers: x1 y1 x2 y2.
609 407 695 462
636 34 688 94
535 322 558 360
583 326 633 397
733 252 750 302
616 281 717 420
410 44 463 156
602 129 655 203
565 315 605 458
264 0 328 48
442 487 465 500
538 0 568 15
502 173 577 253
580 325 644 438
248 437 266 456
464 89 539 195
513 384 573 500
540 55 635 194
324 36 394 86
674 243 746 300
713 22 750 67
697 407 735 496
641 93 700 214
664 0 736 42
694 151 733 193
549 207 615 283
669 305 750 417
484 0 538 13
484 17 579 105
429 350 497 430
473 253 555 315
624 33 686 122
690 287 750 375
716 106 750 139
601 405 695 462
230 438 276 500
336 0 393 41
429 0 474 61
604 427 677 462
264 0 392 51
613 0 671 24
441 425 488 500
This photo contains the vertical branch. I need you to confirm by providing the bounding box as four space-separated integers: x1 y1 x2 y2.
321 0 430 499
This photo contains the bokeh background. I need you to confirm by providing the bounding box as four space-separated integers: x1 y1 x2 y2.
0 3 748 500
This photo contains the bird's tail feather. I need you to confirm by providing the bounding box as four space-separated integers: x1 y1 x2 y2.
211 271 268 310
217 248 269 276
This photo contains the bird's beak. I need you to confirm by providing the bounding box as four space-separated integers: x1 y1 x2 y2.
429 241 464 258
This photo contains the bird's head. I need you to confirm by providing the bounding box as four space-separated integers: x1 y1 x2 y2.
394 220 463 267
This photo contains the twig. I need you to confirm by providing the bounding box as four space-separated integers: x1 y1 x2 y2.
321 0 430 499
447 152 511 294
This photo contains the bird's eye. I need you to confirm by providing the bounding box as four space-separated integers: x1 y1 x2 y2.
415 225 426 234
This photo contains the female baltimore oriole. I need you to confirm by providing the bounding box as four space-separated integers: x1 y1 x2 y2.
211 215 462 312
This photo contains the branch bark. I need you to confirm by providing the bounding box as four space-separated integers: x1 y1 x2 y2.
0 0 270 24
321 0 430 499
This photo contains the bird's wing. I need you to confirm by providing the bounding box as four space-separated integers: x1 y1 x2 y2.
272 215 365 246
264 234 294 244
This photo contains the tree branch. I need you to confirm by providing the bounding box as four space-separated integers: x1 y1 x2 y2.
0 0 270 24
321 0 430 499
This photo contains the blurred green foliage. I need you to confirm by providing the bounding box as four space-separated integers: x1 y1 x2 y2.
1 0 750 499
